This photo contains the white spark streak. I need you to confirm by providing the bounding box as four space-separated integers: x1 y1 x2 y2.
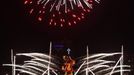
24 65 45 72
24 61 50 69
13 56 16 75
31 58 55 65
77 46 130 75
11 49 14 75
52 70 58 75
84 52 121 60
83 0 92 8
105 70 131 75
109 56 123 75
74 61 86 75
81 65 110 72
16 69 37 75
3 45 131 75
120 45 124 75
3 64 24 68
42 69 48 75
3 64 40 74
86 46 89 75
32 0 100 12
87 59 115 64
95 0 100 3
17 53 51 59
96 65 130 74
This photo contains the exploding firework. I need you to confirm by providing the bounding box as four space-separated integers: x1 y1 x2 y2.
3 45 131 75
23 0 100 27
75 46 131 75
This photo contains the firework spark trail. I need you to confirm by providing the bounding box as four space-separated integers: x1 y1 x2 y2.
3 45 131 75
13 56 16 75
24 61 52 69
23 0 100 27
74 61 86 75
86 46 95 75
96 65 130 74
16 69 38 75
17 53 51 58
105 70 131 75
3 64 40 74
86 46 89 75
77 53 130 75
11 49 14 75
83 52 121 60
2 42 59 75
120 45 124 75
17 53 56 66
77 46 130 75
3 53 59 75
3 43 59 75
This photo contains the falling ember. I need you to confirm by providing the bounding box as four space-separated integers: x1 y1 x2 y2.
23 0 101 27
29 9 33 14
68 22 71 26
24 1 28 4
74 21 76 24
60 24 63 27
38 17 42 21
78 17 81 20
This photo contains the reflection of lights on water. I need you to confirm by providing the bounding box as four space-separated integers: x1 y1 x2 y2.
3 44 131 75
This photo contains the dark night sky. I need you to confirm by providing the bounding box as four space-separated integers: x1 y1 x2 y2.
1 0 134 74
1 0 133 68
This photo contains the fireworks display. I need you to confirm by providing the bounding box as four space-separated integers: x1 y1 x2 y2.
23 0 100 27
3 45 131 75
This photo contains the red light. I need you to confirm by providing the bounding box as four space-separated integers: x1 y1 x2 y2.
68 22 71 26
87 9 90 12
81 13 84 16
50 19 53 22
59 12 61 14
38 17 42 21
23 0 100 27
78 4 81 8
49 22 52 25
67 9 70 12
78 17 81 20
81 16 84 19
90 0 93 2
60 24 63 27
60 19 63 22
83 9 86 12
72 14 76 18
74 21 76 24
30 1 32 4
54 22 57 26
65 10 67 13
39 10 41 13
24 1 28 4
29 9 33 14
53 14 55 17
63 19 65 22
42 11 45 13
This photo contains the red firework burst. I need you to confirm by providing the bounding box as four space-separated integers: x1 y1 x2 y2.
23 0 100 27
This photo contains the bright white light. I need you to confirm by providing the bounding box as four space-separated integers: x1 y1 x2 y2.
77 45 130 75
3 45 131 75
